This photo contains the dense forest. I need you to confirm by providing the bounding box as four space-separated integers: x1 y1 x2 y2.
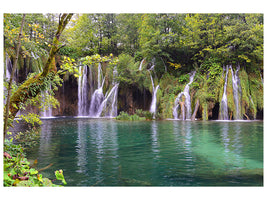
4 13 263 125
3 13 264 187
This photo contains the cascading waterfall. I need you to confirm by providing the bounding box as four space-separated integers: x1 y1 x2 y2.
139 58 145 71
230 65 242 120
88 63 119 118
41 85 53 118
219 66 229 120
78 65 88 116
96 83 119 117
173 71 196 120
4 54 11 81
4 54 12 104
89 78 105 117
149 71 159 117
88 63 104 117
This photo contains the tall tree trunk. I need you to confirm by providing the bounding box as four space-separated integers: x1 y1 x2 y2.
3 14 26 138
3 13 73 139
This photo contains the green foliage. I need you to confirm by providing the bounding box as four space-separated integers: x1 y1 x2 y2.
4 13 263 121
13 127 41 149
58 56 80 79
116 53 150 90
115 111 131 120
248 72 263 111
80 53 118 66
4 14 58 74
157 74 178 118
55 170 67 185
135 109 154 120
19 113 42 126
116 111 146 121
4 139 66 187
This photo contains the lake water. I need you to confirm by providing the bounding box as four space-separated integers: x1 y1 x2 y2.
25 118 263 186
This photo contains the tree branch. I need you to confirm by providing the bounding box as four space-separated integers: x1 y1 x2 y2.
4 13 73 138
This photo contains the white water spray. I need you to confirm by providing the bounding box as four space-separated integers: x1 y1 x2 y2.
78 65 88 116
230 65 242 120
173 71 196 119
149 71 160 117
139 58 145 71
219 66 229 120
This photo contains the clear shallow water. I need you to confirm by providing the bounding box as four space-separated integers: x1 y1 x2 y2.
25 118 263 186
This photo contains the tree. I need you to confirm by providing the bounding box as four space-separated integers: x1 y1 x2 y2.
4 13 73 139
4 14 26 138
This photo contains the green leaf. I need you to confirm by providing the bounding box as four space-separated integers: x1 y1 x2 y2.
55 170 67 185
30 168 39 175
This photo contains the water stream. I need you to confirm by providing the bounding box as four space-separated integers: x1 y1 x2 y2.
75 63 119 118
230 65 242 120
173 71 196 119
149 72 159 117
78 65 88 116
220 66 229 120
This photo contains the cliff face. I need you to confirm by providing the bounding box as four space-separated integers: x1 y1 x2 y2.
49 76 152 117
53 76 78 116
118 85 151 115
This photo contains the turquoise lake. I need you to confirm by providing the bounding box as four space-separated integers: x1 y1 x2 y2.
25 118 263 186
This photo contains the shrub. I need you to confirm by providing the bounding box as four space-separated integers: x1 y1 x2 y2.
4 139 66 187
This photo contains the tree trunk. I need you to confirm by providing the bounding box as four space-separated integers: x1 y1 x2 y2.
191 99 199 121
3 14 26 138
4 13 73 139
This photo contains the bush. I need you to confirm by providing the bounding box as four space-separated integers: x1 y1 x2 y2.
3 139 66 187
116 111 131 120
116 111 146 121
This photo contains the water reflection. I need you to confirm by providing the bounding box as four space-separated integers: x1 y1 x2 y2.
38 120 54 164
75 120 119 185
76 120 88 173
172 121 194 184
24 119 262 186
151 121 159 157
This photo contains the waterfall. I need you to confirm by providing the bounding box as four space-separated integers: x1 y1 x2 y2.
5 54 12 81
77 62 119 118
96 83 119 117
139 58 145 70
219 66 229 120
88 63 119 118
78 65 88 116
173 71 196 119
4 55 11 104
88 63 104 117
41 85 53 118
230 65 242 119
97 63 103 88
149 72 159 117
88 79 105 117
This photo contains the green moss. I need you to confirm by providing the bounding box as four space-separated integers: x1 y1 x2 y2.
202 103 208 121
158 74 181 119
249 72 263 111
239 69 256 118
